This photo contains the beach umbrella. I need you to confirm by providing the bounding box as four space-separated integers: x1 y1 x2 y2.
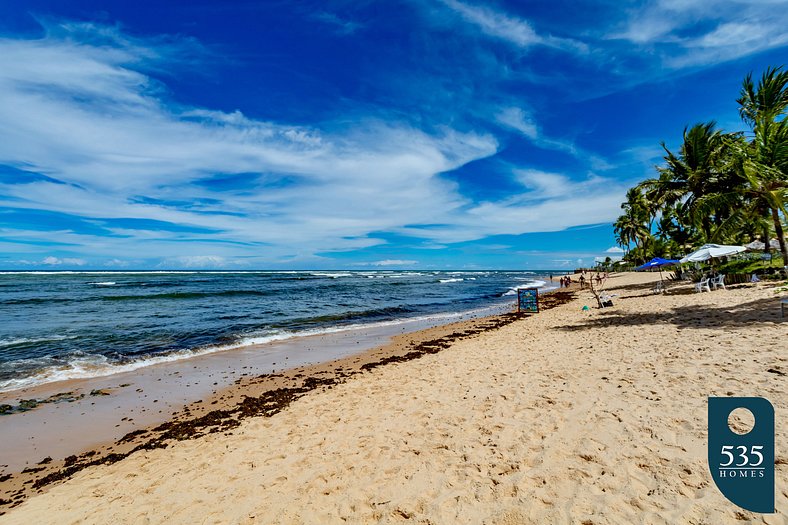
635 257 679 288
679 244 746 263
635 257 680 270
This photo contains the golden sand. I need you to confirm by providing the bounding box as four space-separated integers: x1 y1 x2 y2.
2 272 786 524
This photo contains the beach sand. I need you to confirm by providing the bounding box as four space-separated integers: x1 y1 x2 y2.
1 272 786 524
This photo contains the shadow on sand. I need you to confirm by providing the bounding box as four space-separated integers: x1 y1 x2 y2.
554 295 785 332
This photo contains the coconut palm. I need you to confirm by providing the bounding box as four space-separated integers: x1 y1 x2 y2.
736 66 788 265
638 122 737 242
614 188 652 263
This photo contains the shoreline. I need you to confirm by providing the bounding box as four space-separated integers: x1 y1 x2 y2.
0 286 574 509
1 276 560 395
2 272 785 522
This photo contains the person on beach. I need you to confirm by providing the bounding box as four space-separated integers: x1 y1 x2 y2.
579 274 586 288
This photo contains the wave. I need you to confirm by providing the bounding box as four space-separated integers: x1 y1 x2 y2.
88 281 116 286
439 278 464 283
0 335 78 348
0 302 513 393
271 306 415 328
501 280 547 296
101 290 273 301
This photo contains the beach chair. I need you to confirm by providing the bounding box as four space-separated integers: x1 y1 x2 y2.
695 278 711 293
711 274 725 290
652 281 665 294
599 294 616 308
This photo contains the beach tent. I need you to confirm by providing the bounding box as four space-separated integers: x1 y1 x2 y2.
635 257 679 290
746 239 782 251
679 244 746 263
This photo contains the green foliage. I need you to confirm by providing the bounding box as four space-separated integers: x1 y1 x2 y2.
615 65 788 268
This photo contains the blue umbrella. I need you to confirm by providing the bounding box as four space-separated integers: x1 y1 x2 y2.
635 257 679 290
635 257 679 270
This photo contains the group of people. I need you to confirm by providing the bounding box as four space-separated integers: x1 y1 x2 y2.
551 272 607 289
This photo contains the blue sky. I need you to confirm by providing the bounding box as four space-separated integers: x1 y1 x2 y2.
0 1 786 270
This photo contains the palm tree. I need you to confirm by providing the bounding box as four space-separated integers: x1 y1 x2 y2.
638 122 738 243
614 188 652 263
737 66 788 265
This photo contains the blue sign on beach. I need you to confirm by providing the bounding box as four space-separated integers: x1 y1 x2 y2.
517 288 539 313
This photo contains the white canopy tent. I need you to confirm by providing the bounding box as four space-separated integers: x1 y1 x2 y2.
745 239 782 251
679 244 746 263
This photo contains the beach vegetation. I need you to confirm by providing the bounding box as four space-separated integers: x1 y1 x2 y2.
615 66 788 269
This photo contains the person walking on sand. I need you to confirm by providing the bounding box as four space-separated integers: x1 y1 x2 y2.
579 274 586 288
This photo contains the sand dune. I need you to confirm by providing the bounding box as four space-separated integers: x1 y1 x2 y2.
3 272 786 524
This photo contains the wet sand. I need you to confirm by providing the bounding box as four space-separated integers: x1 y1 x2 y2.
0 303 514 472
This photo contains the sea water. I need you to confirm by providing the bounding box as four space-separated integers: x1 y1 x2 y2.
0 270 554 391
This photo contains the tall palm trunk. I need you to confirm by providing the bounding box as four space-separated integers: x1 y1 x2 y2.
771 207 788 266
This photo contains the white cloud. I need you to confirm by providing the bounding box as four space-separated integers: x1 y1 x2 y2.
313 12 362 35
605 246 625 253
514 169 571 199
353 259 418 266
610 0 788 69
41 256 86 266
104 258 131 267
438 0 586 53
495 107 538 139
0 22 625 267
158 255 242 269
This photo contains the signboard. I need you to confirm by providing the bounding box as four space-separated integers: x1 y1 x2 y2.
517 288 539 313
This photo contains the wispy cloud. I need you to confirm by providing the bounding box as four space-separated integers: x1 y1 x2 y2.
12 255 88 266
157 255 244 269
352 259 419 266
313 12 362 35
437 0 587 53
0 22 506 263
495 107 538 139
0 19 632 268
610 0 788 69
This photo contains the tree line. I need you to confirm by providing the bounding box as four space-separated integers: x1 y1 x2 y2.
614 66 788 267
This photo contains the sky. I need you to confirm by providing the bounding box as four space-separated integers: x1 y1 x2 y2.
0 1 786 270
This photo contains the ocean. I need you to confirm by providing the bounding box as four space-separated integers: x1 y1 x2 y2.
0 270 554 392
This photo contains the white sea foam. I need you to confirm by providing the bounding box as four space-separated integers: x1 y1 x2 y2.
502 280 547 296
0 335 77 348
439 278 464 283
88 281 116 286
0 303 511 393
